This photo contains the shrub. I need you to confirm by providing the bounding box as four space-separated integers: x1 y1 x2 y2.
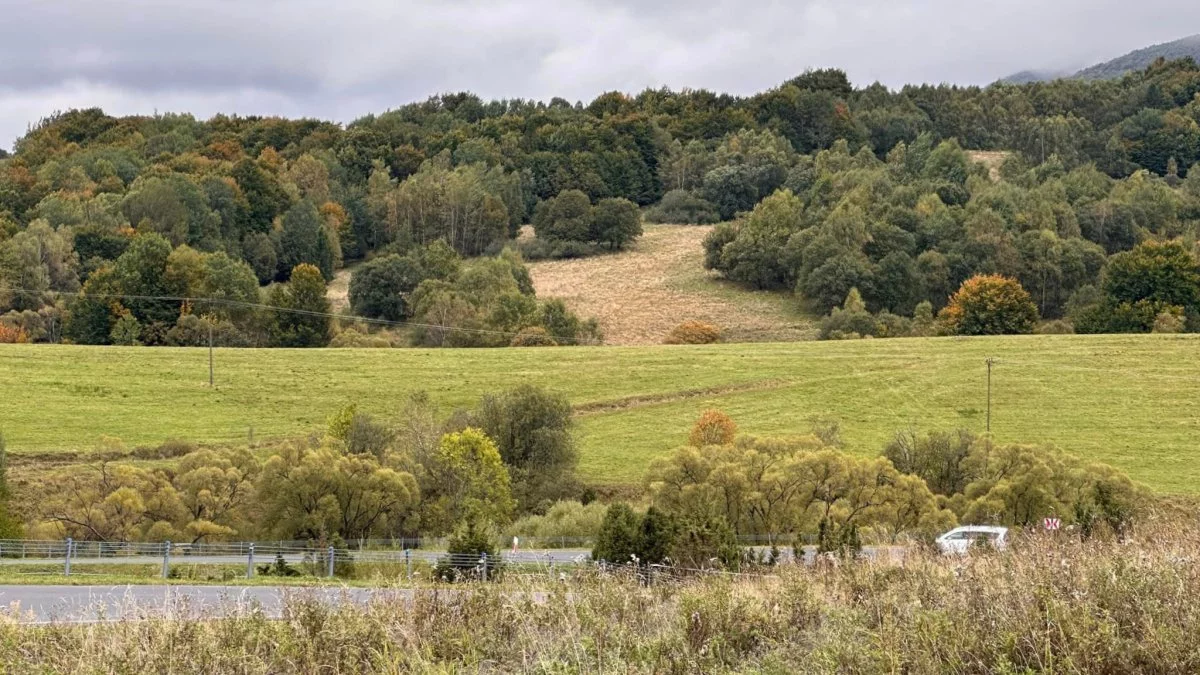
165 314 251 347
516 238 603 261
510 326 557 347
938 274 1039 335
1152 310 1186 333
109 312 142 345
330 326 394 348
1075 298 1178 333
345 412 394 458
644 189 721 224
689 410 737 447
436 520 500 582
1037 319 1075 334
506 500 607 545
670 514 740 570
0 324 29 344
819 288 880 339
131 438 197 460
664 320 721 344
592 503 643 565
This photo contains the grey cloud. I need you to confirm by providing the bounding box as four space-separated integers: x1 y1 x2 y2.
2 0 1200 148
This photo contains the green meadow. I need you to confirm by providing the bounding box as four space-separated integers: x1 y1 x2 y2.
1 334 1198 491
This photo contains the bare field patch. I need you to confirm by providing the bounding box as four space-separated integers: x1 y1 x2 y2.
529 224 815 345
967 150 1011 182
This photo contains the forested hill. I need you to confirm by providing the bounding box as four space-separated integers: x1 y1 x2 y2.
1076 35 1200 81
1 59 1200 347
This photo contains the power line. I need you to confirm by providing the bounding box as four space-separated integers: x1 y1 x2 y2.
5 287 596 345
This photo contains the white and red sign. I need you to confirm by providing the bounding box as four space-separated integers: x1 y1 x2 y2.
1043 517 1062 531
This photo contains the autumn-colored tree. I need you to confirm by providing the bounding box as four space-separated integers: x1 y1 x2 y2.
938 274 1039 335
421 428 515 533
0 324 29 343
688 410 738 447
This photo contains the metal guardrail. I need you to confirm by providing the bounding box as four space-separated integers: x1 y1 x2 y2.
0 538 594 580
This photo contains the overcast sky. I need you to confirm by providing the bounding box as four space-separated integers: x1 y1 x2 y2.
2 0 1198 151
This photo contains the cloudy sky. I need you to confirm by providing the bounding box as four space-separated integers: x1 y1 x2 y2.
2 0 1198 150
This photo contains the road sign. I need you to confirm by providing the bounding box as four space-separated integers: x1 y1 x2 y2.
1043 517 1061 531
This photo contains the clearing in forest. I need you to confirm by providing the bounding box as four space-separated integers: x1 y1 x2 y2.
528 224 814 345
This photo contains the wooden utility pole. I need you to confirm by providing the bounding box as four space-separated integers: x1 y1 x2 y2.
207 321 214 386
985 357 996 433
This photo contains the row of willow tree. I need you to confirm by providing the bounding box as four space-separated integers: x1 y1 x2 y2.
18 385 582 543
589 411 1146 570
9 394 1145 566
3 58 1200 343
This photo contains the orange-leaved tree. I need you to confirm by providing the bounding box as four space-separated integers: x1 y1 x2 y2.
689 410 737 447
939 274 1039 335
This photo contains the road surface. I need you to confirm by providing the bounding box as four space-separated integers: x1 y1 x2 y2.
0 584 415 623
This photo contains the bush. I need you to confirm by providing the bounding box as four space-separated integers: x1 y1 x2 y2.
1037 319 1075 334
506 500 607 545
330 326 395 348
165 314 252 347
592 503 641 565
516 238 603 261
938 274 1039 335
0 324 29 344
689 410 737 447
664 320 721 344
131 438 197 460
1152 310 1186 333
436 520 500 582
644 189 721 224
510 326 557 347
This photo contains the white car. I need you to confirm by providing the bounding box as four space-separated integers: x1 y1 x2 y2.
935 526 1008 555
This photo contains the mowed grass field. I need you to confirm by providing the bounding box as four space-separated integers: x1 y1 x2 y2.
1 334 1199 492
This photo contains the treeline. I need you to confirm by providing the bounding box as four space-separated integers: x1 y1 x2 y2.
3 58 1200 341
704 138 1200 335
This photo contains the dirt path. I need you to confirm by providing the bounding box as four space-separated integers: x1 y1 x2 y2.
529 225 814 346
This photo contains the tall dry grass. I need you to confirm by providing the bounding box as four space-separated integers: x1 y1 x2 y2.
3 519 1200 673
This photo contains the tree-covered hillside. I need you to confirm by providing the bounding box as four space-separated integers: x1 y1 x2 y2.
2 59 1200 346
1077 35 1200 81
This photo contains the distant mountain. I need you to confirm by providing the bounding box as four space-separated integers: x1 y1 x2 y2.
999 69 1073 85
1000 33 1200 84
1076 34 1200 80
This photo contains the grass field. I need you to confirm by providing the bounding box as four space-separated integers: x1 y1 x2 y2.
2 334 1199 492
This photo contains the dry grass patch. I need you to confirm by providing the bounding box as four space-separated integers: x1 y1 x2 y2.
968 150 1012 182
529 224 814 345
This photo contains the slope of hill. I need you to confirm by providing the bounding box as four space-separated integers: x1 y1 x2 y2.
1076 34 1200 80
999 34 1200 83
2 334 1199 492
528 224 814 345
999 69 1073 85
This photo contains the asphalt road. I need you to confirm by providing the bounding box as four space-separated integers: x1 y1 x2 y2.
0 585 414 623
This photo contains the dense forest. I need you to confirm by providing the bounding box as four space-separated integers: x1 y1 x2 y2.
2 57 1200 345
